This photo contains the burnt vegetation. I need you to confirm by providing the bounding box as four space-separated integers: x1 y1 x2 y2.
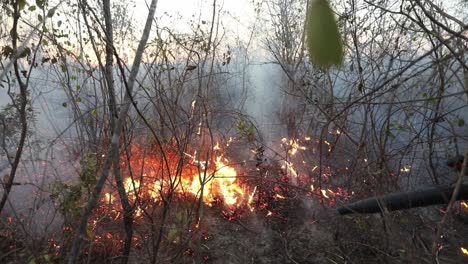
0 0 467 263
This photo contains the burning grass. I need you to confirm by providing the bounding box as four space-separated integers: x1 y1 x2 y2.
74 136 354 262
1 136 467 263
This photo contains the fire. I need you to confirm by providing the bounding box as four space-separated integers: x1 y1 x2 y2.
321 189 329 199
95 135 351 222
282 160 298 177
191 100 196 112
189 156 245 206
275 194 286 199
400 165 411 172
460 201 467 209
102 142 246 210
323 140 331 152
124 178 141 193
281 137 306 155
461 247 468 255
248 186 257 212
104 193 113 203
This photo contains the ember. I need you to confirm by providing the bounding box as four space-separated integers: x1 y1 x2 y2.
462 247 468 256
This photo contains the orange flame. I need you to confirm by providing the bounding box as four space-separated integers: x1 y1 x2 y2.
189 156 245 206
281 137 306 156
104 193 113 203
103 143 246 209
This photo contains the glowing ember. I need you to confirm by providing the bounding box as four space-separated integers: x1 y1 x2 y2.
197 122 202 135
462 201 468 208
320 190 329 198
281 137 307 155
248 186 257 212
226 137 234 146
323 140 331 152
461 247 468 255
400 165 411 172
283 160 298 177
191 100 196 111
104 193 113 203
275 194 286 199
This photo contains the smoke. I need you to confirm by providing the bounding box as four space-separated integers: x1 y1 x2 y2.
244 60 284 144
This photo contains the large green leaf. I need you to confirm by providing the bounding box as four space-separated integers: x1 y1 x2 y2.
306 0 344 68
17 0 27 11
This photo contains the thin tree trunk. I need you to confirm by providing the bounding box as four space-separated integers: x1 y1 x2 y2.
0 3 29 215
67 1 159 262
101 1 135 263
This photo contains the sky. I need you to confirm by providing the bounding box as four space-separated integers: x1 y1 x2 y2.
133 0 257 35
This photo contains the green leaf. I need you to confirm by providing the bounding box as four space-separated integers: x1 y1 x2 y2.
1 46 14 58
19 47 31 58
91 108 98 117
176 211 187 223
248 125 255 135
357 80 364 93
306 0 343 68
62 102 67 107
167 224 177 242
43 254 51 261
86 225 94 239
237 120 246 131
18 0 27 11
386 129 395 138
35 0 44 9
428 98 437 105
458 118 465 127
47 8 55 17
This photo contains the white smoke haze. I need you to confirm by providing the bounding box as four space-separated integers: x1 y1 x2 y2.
1 0 467 263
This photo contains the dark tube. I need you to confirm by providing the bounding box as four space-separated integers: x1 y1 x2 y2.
337 183 468 215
